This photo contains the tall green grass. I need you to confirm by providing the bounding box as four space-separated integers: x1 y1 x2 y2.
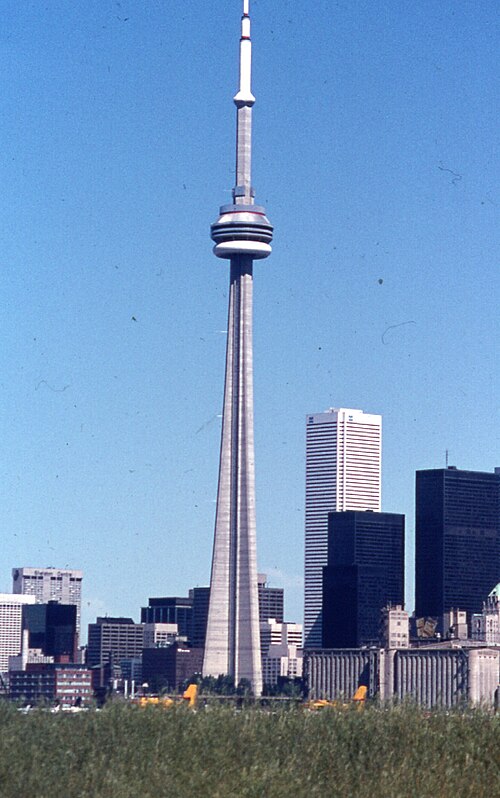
0 702 498 797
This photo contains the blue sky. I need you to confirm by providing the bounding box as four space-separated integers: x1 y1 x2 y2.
1 1 498 636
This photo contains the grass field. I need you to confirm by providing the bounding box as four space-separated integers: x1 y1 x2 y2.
0 701 498 797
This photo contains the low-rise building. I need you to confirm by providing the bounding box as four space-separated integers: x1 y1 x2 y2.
9 664 92 707
142 642 203 693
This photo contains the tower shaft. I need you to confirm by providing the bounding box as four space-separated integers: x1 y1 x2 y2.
203 257 261 687
203 0 272 696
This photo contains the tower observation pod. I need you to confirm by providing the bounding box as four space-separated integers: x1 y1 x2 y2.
203 0 272 697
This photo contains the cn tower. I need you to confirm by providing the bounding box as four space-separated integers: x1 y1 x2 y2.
202 0 272 696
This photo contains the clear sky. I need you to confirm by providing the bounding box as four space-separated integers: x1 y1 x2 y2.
1 1 498 637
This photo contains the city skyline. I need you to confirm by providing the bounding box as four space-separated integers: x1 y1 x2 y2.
1 1 498 633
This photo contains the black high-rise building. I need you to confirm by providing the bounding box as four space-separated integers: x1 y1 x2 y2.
141 597 192 639
322 511 405 648
189 587 210 648
415 467 500 628
23 602 77 660
258 574 284 624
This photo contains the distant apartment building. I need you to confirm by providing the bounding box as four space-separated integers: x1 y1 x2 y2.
12 568 83 639
0 594 36 672
305 408 382 647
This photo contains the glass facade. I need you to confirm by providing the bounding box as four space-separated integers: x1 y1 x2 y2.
323 511 404 647
415 468 500 627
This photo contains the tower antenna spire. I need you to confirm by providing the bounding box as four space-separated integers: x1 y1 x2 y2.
233 0 255 205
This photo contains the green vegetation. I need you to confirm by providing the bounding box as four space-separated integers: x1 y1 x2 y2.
0 702 498 797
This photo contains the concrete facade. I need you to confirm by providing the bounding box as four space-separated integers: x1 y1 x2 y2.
203 1 272 696
306 647 500 709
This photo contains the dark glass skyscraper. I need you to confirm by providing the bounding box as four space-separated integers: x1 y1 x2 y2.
415 467 500 627
258 574 284 624
23 602 77 660
141 596 192 638
323 511 405 647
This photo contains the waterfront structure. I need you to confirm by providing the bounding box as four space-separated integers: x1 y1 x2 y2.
258 574 284 624
323 511 404 648
304 409 382 647
0 594 35 673
12 567 83 639
203 0 273 696
87 617 144 669
305 647 500 708
415 467 500 629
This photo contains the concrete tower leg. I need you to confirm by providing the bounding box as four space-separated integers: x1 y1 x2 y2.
203 258 262 694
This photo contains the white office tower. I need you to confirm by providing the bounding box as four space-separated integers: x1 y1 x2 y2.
12 567 83 639
0 594 35 673
304 408 382 647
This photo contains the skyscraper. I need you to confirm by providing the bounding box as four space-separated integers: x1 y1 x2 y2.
304 408 382 647
0 593 35 673
322 510 404 648
23 602 77 661
203 0 273 696
12 567 83 640
415 467 500 629
258 574 284 624
87 617 144 669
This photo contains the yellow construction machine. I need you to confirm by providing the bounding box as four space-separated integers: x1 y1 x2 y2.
307 684 367 710
133 683 198 709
